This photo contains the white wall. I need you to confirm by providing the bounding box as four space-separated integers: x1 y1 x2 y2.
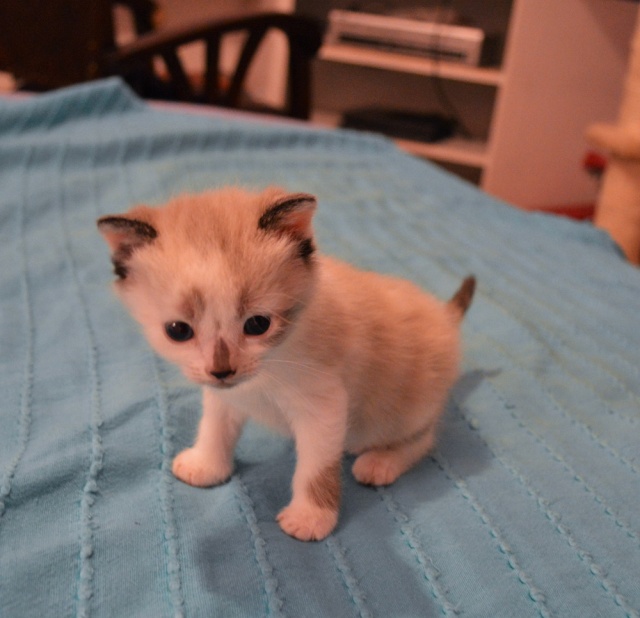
483 0 637 207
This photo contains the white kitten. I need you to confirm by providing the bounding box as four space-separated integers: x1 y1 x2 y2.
98 187 475 541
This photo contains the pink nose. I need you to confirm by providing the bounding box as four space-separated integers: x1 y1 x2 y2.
210 368 236 380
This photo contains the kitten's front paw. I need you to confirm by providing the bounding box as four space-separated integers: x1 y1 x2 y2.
352 451 403 486
172 448 232 487
276 501 338 542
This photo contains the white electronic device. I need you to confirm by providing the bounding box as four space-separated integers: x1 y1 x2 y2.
325 9 487 66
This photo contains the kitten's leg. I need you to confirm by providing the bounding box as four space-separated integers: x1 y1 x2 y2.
352 424 436 487
277 390 348 542
172 387 244 487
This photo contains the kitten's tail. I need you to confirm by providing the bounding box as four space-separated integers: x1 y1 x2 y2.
449 276 476 319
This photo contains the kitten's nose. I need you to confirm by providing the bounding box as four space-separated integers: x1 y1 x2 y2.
210 368 236 380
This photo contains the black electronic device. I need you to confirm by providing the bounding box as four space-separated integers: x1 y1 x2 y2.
342 107 456 143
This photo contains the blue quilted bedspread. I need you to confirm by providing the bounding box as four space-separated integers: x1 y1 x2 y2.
1 79 639 618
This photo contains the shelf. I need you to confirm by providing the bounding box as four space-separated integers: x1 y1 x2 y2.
319 43 504 87
311 111 488 169
314 45 497 171
395 136 488 168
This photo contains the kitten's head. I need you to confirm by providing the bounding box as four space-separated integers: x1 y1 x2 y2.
98 187 318 389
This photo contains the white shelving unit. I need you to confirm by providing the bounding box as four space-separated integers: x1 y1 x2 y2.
317 43 499 170
312 0 638 209
319 43 504 86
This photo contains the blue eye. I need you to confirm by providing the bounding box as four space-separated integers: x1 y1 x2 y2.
165 321 194 342
243 315 271 336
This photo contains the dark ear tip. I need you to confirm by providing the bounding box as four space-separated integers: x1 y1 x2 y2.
289 193 317 211
292 192 317 203
97 215 114 230
97 215 127 231
97 216 158 240
258 193 317 232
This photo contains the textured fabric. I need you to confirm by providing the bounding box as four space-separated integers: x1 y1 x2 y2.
0 79 639 618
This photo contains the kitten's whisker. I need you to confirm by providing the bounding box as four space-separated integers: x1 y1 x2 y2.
264 358 334 378
250 291 307 319
257 291 304 305
261 368 316 412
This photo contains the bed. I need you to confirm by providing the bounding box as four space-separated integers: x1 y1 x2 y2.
0 79 638 618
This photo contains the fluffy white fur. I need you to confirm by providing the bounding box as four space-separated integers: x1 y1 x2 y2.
98 187 474 541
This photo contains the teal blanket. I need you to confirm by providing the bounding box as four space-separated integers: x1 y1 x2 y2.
1 79 639 618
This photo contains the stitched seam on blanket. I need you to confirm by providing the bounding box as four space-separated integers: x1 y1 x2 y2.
377 487 459 617
419 193 640 413
378 231 639 613
234 477 285 618
0 79 143 136
432 451 551 618
408 231 640 494
375 180 640 406
140 126 194 618
0 146 35 524
438 186 640 367
325 536 372 618
103 124 187 617
384 220 638 616
120 125 186 617
151 354 186 617
459 254 639 422
445 401 640 618
473 384 640 547
352 220 578 618
168 130 210 193
477 331 640 477
54 138 106 618
388 166 628 330
367 205 640 483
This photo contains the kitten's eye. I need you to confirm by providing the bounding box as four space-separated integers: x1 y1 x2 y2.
165 321 194 342
243 315 271 336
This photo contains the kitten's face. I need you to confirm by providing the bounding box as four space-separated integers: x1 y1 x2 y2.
98 187 318 389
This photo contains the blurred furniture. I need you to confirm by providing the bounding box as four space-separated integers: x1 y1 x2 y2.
588 8 640 264
313 0 637 206
0 0 322 118
0 1 157 90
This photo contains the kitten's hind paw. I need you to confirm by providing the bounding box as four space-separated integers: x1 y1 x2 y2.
277 502 338 542
352 451 403 486
172 448 232 487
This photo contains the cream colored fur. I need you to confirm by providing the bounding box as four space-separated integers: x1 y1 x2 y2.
98 186 473 541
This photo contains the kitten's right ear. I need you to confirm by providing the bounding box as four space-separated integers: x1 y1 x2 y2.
97 210 157 279
258 192 317 264
258 192 317 239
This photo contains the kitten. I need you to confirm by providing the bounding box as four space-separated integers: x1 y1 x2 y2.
97 187 475 541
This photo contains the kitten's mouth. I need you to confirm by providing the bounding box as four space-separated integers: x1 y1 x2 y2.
188 373 240 389
208 372 255 389
211 380 237 389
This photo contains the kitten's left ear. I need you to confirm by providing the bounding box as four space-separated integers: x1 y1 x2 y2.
97 208 158 279
97 208 158 254
258 192 317 239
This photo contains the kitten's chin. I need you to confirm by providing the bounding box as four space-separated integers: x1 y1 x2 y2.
209 380 238 390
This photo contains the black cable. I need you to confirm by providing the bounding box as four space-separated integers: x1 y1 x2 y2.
429 0 474 139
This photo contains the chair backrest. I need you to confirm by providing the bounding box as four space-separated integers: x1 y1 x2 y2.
108 12 324 119
210 13 323 119
0 4 323 120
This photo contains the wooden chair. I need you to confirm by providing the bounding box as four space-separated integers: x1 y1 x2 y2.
0 1 323 119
